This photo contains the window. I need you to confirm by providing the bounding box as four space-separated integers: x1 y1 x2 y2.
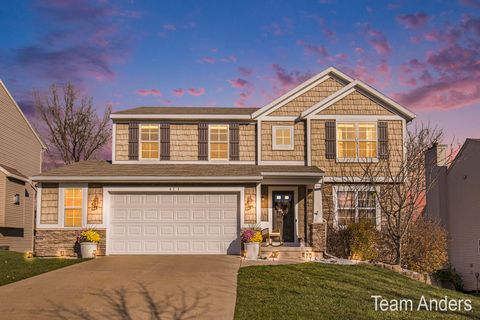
140 124 159 160
337 122 377 160
272 126 294 150
64 188 83 227
335 187 378 227
209 124 229 160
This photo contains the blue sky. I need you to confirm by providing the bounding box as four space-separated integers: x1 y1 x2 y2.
1 0 480 144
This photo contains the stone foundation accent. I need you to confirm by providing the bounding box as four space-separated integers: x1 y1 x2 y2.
34 229 106 257
310 223 326 252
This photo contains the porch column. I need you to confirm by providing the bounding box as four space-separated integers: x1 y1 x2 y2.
313 181 323 223
256 183 261 225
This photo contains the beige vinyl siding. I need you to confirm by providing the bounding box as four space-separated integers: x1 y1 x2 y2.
239 124 256 161
317 90 394 115
261 121 305 162
0 182 35 252
170 124 198 160
311 120 403 177
0 84 43 177
0 172 5 226
270 77 345 116
40 183 59 224
115 123 129 161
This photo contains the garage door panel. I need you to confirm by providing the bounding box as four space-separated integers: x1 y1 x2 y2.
109 192 240 254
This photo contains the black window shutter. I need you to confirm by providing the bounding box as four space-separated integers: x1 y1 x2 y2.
325 121 336 159
160 123 170 160
378 121 389 159
229 123 239 161
198 123 208 160
128 122 139 160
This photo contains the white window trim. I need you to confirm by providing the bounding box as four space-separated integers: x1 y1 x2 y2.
332 185 381 230
208 124 229 161
267 186 299 243
139 123 160 161
336 121 378 162
272 125 294 151
59 183 88 228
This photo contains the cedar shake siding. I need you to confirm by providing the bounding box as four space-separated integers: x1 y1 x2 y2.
87 184 103 224
171 124 198 161
270 77 345 116
261 121 305 162
40 183 59 224
115 123 129 161
244 185 256 224
239 124 256 161
317 90 394 115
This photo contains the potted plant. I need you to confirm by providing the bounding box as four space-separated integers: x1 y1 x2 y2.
241 229 262 260
78 229 101 258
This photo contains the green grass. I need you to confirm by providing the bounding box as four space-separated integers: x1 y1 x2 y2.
235 263 480 319
0 251 86 286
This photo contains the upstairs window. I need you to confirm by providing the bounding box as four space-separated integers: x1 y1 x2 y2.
140 124 159 160
272 126 294 150
209 124 229 160
337 122 377 160
64 188 83 227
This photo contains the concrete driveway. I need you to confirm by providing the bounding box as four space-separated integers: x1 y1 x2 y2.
0 255 241 320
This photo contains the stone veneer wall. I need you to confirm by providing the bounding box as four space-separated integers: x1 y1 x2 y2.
239 123 256 161
35 229 106 257
115 123 129 161
261 121 305 161
40 183 58 224
310 223 326 252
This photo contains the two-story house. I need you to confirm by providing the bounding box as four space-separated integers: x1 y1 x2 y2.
0 80 46 252
32 67 415 257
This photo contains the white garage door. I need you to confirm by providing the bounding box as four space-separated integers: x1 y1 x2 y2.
108 192 240 255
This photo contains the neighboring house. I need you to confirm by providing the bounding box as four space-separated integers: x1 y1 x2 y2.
425 140 480 291
31 67 415 257
0 80 46 252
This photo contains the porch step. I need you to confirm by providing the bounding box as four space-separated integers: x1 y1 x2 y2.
260 246 322 261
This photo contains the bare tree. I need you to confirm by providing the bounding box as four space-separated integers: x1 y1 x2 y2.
34 83 111 165
332 123 454 265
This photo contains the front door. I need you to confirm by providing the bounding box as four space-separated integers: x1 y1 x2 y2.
272 191 295 242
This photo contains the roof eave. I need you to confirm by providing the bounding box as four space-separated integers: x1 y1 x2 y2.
32 175 264 183
110 114 253 120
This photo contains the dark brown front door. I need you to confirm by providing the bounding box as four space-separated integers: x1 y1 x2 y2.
272 191 295 242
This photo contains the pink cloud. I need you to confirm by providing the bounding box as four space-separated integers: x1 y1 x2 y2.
228 78 249 88
297 40 329 57
188 87 205 96
355 47 364 54
360 24 392 56
220 55 237 63
163 24 176 31
396 13 429 28
268 64 313 95
172 88 184 97
200 56 216 64
136 89 161 96
262 17 293 36
426 45 476 73
460 0 480 8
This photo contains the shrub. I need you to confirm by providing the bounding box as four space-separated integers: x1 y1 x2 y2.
403 216 448 273
350 221 380 261
326 225 352 258
79 230 101 243
433 266 464 291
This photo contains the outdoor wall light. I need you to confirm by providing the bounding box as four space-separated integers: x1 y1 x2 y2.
13 194 20 205
91 195 99 211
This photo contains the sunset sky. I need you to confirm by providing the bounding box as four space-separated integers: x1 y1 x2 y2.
1 0 479 146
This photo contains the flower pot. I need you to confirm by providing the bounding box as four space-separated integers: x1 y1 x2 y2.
245 242 260 260
80 242 98 258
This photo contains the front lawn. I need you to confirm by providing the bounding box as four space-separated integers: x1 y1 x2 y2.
235 263 480 319
0 251 86 286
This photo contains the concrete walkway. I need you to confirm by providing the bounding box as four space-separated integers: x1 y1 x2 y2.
0 255 241 320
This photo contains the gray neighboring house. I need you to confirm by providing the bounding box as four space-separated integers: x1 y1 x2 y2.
0 80 46 252
425 140 480 291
